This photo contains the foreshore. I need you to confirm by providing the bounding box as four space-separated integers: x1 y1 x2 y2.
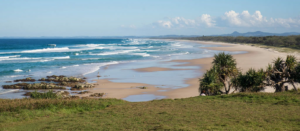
80 40 300 100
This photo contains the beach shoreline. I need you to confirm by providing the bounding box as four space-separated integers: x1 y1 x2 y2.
82 39 299 100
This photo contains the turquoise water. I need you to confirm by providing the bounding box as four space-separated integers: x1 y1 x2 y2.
0 39 241 100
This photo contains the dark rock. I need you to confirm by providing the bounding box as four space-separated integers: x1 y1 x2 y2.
71 83 95 90
2 82 65 90
78 91 91 94
89 93 104 97
23 92 32 96
14 77 36 82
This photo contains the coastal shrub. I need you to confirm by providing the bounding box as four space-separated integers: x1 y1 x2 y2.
210 52 239 94
232 68 267 92
183 35 300 50
266 55 299 92
199 66 223 95
200 53 300 94
30 90 58 99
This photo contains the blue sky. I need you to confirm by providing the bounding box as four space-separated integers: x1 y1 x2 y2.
0 0 299 37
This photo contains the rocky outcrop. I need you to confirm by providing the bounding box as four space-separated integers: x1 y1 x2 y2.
3 83 29 89
14 77 36 82
39 75 85 83
89 93 105 97
3 82 65 90
78 91 91 94
24 83 65 89
71 83 95 90
138 86 147 89
55 91 70 98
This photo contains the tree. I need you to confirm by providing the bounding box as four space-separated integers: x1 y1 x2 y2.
212 52 239 94
232 68 267 92
266 55 298 92
199 66 223 95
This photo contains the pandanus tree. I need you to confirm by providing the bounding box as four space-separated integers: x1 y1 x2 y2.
211 52 239 94
199 66 223 95
266 55 298 92
232 68 267 92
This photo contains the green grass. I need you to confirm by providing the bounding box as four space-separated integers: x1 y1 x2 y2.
239 43 300 53
29 90 58 99
1 92 300 130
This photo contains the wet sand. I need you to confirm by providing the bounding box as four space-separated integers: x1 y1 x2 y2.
134 67 190 72
78 40 300 100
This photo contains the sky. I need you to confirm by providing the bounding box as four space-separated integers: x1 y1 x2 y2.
0 0 300 37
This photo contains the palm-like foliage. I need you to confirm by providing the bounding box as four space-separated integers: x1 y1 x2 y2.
266 55 298 92
199 66 223 95
212 52 239 94
232 68 266 92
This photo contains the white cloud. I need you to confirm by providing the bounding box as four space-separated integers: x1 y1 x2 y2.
200 14 215 27
149 10 300 29
153 17 196 28
222 10 300 28
155 20 173 28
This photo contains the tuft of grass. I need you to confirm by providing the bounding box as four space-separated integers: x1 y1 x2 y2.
30 90 58 99
0 98 125 112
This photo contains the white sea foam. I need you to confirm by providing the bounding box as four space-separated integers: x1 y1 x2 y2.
75 53 79 55
0 55 21 61
0 89 19 95
168 52 190 56
131 53 150 57
52 56 70 59
0 56 69 62
14 69 23 72
92 49 140 56
9 75 22 78
171 42 193 48
0 46 105 54
61 66 67 69
82 61 119 75
22 47 70 53
73 65 79 66
82 58 100 60
172 43 182 47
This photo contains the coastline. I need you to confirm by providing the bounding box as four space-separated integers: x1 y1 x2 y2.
83 39 299 100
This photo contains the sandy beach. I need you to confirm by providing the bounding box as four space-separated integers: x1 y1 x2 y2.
80 40 300 100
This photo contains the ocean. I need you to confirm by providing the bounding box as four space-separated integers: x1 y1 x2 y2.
0 39 237 100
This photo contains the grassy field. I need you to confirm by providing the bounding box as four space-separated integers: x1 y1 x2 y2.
238 43 300 53
1 92 300 130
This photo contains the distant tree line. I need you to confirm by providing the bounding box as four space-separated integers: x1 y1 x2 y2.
199 53 300 95
182 35 300 49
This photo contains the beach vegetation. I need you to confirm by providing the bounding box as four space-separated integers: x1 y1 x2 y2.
232 68 267 92
30 90 58 99
180 35 300 51
211 52 239 94
200 53 300 94
266 55 299 92
199 66 223 95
